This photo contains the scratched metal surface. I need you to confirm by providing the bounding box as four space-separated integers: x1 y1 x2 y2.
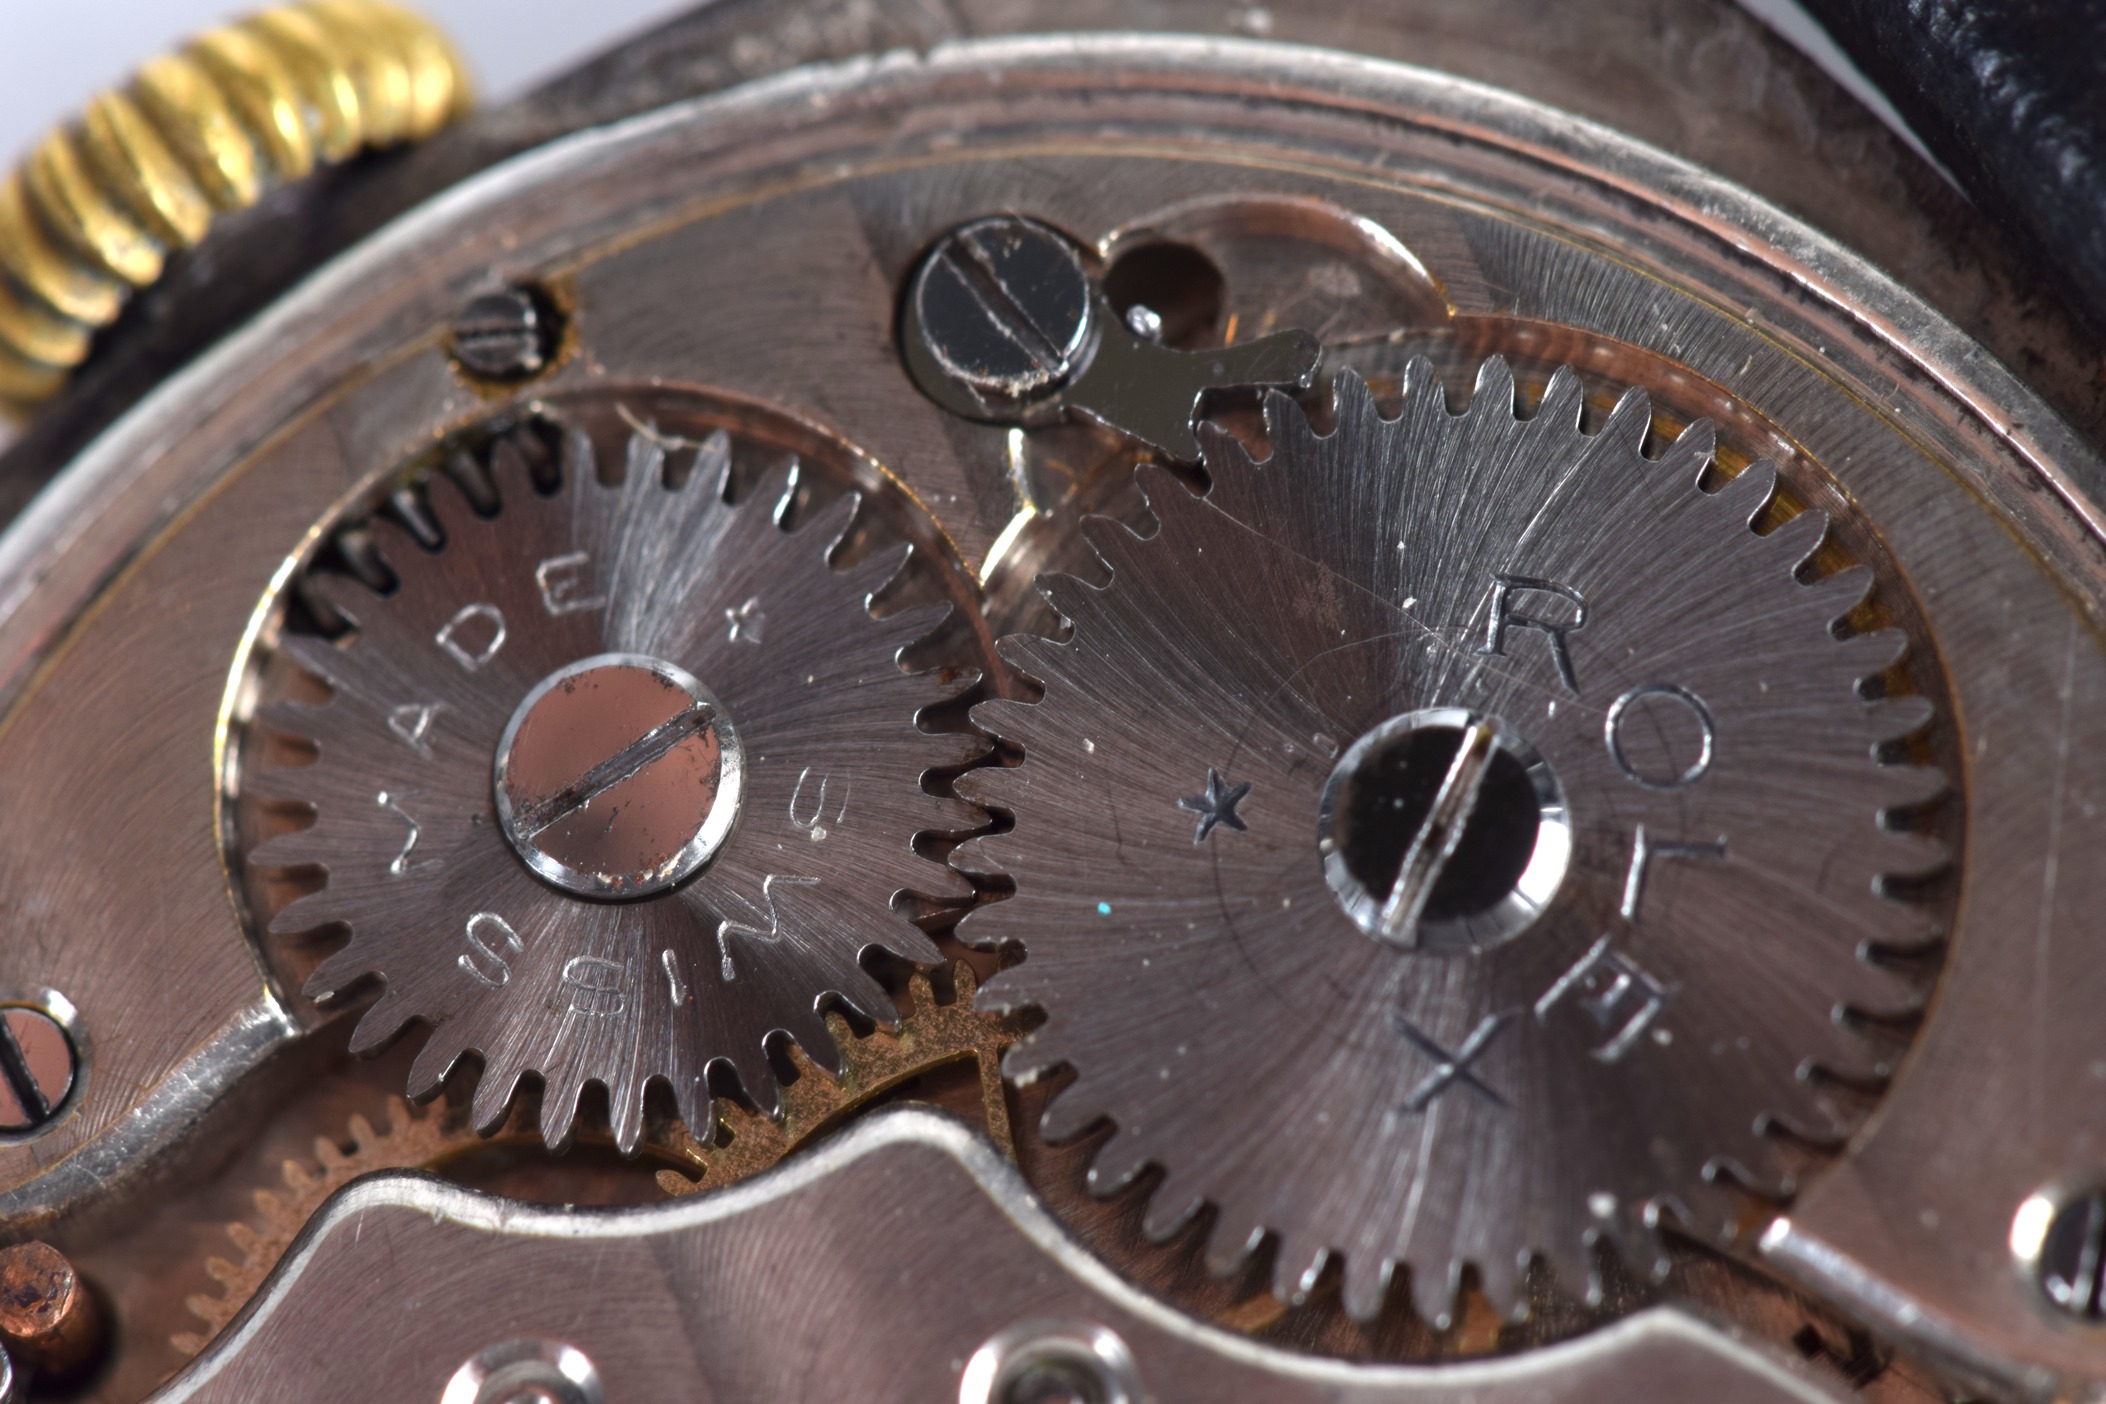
155 1108 1847 1404
0 32 2094 1398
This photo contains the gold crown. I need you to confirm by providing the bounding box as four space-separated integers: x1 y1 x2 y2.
0 1 470 420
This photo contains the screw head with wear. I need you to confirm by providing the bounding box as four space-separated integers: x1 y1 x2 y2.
0 1005 77 1135
909 216 1097 408
449 287 559 381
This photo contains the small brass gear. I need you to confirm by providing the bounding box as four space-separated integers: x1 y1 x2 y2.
174 962 1013 1356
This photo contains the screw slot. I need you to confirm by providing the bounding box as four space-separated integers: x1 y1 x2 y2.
449 286 562 383
908 216 1097 407
1317 708 1570 952
0 993 83 1138
2017 1188 2106 1322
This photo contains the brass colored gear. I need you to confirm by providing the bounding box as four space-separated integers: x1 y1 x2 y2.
174 963 1013 1355
170 1093 697 1357
656 964 1016 1197
0 0 470 417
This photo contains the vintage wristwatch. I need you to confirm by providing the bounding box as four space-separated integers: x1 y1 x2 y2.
0 2 2102 1401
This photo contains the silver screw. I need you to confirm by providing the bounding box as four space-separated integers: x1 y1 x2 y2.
959 1321 1140 1404
909 217 1096 405
449 288 557 381
0 1005 77 1135
440 1340 601 1404
2036 1190 2106 1321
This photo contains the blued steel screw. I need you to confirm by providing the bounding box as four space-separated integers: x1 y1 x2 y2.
909 216 1095 404
2039 1190 2106 1320
0 1007 75 1134
450 287 557 380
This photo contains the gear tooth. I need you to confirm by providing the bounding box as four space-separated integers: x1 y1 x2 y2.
1805 563 1873 623
1667 413 1719 467
1408 1258 1461 1329
1130 461 1200 526
1271 1238 1329 1307
249 692 324 735
1339 1253 1394 1323
1546 1226 1602 1311
1706 1153 1792 1213
1879 762 1949 809
1474 1249 1531 1323
989 635 1066 694
1267 385 1312 451
363 510 433 573
1085 1125 1152 1194
421 461 479 531
849 544 915 612
1031 567 1111 623
276 630 356 692
482 427 540 503
1535 365 1586 428
1867 692 1934 744
773 456 804 526
1141 1187 1203 1242
301 945 370 1001
248 825 331 870
608 1079 647 1155
1469 355 1518 420
1195 419 1249 474
1331 367 1379 431
344 1113 378 1150
538 1075 585 1151
271 888 352 937
948 837 1014 896
1874 828 1950 882
406 1030 464 1099
1710 459 1777 527
345 991 411 1056
1835 625 1908 678
240 757 317 804
802 488 864 566
1203 1205 1264 1276
1760 504 1828 572
1398 355 1443 415
622 421 670 492
675 1075 713 1146
1599 383 1652 449
471 1065 524 1137
1038 1078 1105 1143
1078 515 1158 580
979 967 1052 1024
873 914 945 971
736 1050 785 1121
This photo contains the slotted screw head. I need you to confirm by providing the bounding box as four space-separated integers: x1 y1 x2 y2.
2037 1190 2106 1321
0 1007 76 1134
450 287 556 380
910 216 1095 404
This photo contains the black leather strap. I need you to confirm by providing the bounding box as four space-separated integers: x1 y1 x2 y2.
1802 0 2106 332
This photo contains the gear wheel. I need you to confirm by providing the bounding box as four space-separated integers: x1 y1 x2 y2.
249 409 978 1151
170 1094 705 1357
960 360 1949 1326
172 963 1009 1357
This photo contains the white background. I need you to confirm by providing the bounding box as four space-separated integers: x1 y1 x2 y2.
0 0 694 166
